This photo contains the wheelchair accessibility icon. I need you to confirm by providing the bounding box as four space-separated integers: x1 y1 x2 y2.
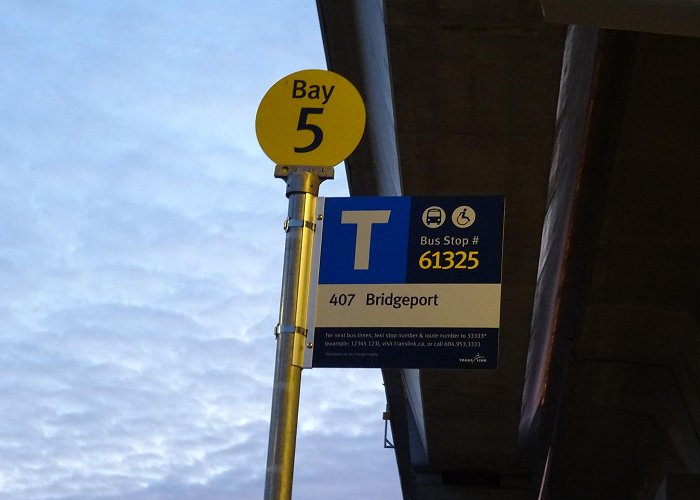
452 206 476 228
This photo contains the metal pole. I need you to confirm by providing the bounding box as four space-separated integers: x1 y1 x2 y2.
264 165 332 500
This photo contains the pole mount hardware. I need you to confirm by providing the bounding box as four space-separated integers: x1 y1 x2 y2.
274 324 308 338
283 217 316 232
274 165 334 197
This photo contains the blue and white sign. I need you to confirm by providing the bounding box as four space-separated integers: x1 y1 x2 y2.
305 196 505 369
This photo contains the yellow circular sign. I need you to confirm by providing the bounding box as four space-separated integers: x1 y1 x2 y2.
255 69 366 167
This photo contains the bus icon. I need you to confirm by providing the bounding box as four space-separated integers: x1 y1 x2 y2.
427 208 442 224
422 206 446 228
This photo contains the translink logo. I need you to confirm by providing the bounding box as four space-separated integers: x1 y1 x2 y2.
341 210 391 270
317 197 410 285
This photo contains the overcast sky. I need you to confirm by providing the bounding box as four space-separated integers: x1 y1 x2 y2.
0 1 401 498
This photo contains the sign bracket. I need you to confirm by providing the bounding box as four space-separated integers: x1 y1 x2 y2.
274 324 309 337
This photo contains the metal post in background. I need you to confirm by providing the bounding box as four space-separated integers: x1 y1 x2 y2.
264 165 332 500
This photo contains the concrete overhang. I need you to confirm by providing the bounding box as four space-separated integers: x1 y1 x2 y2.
317 1 565 496
317 1 700 498
541 0 700 37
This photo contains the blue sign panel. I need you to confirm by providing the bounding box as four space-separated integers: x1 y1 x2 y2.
318 196 411 284
308 196 505 370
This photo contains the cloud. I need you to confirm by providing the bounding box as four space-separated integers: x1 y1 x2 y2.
0 1 398 498
0 303 277 497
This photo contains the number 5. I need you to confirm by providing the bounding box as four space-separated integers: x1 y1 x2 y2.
294 107 324 153
467 251 479 269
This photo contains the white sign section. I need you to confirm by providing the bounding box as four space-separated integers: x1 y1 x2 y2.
305 196 505 369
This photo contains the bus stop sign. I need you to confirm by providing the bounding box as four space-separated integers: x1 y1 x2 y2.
305 195 505 369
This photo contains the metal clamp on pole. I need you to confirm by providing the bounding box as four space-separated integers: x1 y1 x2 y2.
274 324 308 338
283 217 316 232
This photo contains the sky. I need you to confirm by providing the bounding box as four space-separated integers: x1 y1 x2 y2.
0 1 402 498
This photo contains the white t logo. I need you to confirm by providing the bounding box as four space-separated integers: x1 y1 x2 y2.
341 210 391 270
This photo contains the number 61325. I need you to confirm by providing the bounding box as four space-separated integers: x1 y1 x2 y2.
418 250 479 270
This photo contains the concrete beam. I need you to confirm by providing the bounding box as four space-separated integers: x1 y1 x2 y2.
518 25 638 494
541 0 700 38
316 0 400 196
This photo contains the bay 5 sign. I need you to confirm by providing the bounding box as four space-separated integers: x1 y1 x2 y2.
255 69 366 167
305 196 505 369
